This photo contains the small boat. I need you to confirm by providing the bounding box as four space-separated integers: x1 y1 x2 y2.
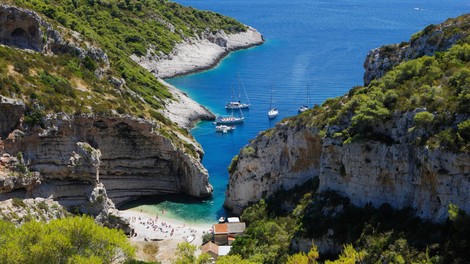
216 106 244 125
298 83 311 113
225 101 250 109
218 216 225 223
225 74 251 110
268 88 279 119
215 115 244 125
268 108 279 119
216 125 235 133
298 105 309 113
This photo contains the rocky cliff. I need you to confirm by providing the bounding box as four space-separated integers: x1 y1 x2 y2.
225 15 470 222
131 26 264 79
226 113 470 222
363 15 470 85
0 4 109 74
1 109 212 208
225 123 322 215
0 4 257 220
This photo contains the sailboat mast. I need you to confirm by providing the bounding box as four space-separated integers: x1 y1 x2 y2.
270 88 273 109
307 82 310 107
238 73 250 105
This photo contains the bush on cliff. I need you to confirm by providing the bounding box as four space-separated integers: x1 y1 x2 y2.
291 41 469 151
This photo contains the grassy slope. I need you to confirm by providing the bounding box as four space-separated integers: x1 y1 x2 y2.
1 0 245 119
0 0 246 155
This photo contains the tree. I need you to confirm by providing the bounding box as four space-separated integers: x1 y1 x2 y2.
0 216 134 264
325 244 366 264
216 255 257 264
287 252 309 264
414 111 434 130
173 242 197 264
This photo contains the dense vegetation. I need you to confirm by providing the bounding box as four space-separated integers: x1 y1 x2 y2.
0 216 134 263
0 0 245 123
285 15 470 152
226 180 470 263
0 0 246 156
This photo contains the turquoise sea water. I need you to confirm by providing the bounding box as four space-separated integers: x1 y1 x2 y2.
123 0 469 223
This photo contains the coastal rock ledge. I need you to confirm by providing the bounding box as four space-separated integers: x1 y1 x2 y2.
1 103 212 212
225 118 470 222
131 26 264 79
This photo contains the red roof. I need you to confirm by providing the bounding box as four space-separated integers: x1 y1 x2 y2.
213 223 228 234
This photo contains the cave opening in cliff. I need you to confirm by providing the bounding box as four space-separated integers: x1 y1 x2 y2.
10 28 32 50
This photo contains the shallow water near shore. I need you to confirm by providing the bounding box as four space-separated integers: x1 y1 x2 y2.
123 0 469 223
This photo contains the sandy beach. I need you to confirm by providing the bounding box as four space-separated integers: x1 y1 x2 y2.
118 209 214 263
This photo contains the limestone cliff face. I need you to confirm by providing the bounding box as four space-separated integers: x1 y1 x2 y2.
0 96 24 139
131 27 264 79
320 139 470 222
363 15 470 85
224 122 322 215
2 114 212 209
226 113 470 222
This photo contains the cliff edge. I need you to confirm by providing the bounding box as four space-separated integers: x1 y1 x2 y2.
225 14 470 222
0 2 263 219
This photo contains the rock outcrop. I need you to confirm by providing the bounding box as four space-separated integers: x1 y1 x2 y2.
0 4 109 74
131 27 264 79
363 15 470 85
0 96 25 139
0 197 68 224
1 113 212 208
226 111 470 222
159 79 215 129
224 122 322 215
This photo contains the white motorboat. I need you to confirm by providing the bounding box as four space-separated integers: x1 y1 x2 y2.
216 125 235 133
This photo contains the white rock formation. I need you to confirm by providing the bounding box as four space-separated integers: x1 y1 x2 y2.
226 114 470 222
131 27 264 79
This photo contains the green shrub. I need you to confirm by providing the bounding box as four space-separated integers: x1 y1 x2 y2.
228 155 239 174
413 111 434 129
11 198 26 208
241 146 255 156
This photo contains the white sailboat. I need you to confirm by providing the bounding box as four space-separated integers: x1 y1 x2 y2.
216 107 244 125
298 83 311 113
268 89 279 119
225 74 251 110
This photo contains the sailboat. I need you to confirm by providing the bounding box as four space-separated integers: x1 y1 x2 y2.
216 107 244 125
268 89 279 119
298 83 311 113
225 74 251 110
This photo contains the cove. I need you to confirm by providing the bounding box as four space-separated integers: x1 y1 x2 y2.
126 0 469 223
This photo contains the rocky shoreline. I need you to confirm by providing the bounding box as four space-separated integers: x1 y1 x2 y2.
159 79 215 130
132 26 264 79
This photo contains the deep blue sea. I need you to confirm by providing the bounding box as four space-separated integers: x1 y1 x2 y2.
124 0 469 223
